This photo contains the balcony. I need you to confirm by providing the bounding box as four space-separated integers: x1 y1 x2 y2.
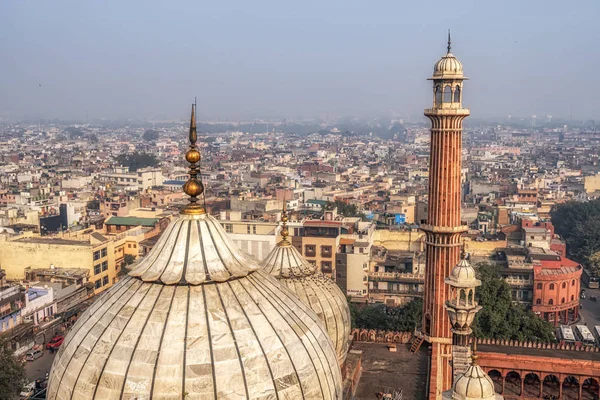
369 288 423 296
368 271 424 283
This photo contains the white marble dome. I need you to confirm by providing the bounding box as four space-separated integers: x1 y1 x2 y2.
261 237 351 365
452 363 498 400
447 257 480 288
433 52 464 78
47 213 343 399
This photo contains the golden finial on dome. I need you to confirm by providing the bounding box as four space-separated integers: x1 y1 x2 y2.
447 29 451 53
461 237 467 259
181 101 206 215
279 200 291 246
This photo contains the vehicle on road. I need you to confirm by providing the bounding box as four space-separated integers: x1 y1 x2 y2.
583 269 599 289
20 381 35 398
575 325 596 346
25 348 43 361
559 325 576 345
46 335 64 350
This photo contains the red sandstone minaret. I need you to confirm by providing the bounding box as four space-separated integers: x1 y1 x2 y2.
420 31 470 399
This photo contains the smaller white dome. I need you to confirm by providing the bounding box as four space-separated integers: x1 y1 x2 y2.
446 257 481 288
433 53 464 78
452 364 497 400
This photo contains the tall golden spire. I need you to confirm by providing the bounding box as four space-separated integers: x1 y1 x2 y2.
181 102 206 215
279 200 291 246
447 29 452 53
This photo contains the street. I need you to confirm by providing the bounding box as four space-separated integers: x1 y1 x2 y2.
24 350 56 382
579 286 600 329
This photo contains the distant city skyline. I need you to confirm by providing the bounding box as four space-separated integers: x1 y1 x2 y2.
1 1 599 121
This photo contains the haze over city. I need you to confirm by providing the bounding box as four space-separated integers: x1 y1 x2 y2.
2 0 599 121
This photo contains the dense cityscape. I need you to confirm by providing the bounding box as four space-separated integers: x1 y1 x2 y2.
2 2 600 400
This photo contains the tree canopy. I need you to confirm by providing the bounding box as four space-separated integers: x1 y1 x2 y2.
551 199 600 272
115 152 159 172
142 129 160 141
472 262 555 343
326 200 365 219
350 298 423 332
0 338 27 400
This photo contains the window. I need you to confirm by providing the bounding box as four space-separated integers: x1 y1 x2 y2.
443 85 452 103
102 261 108 272
101 248 107 258
133 244 137 248
93 250 101 261
572 279 576 286
453 85 461 103
321 245 332 257
103 276 109 286
537 283 542 290
225 224 233 233
548 299 554 305
252 225 256 234
561 297 565 304
359 248 364 254
95 280 101 289
435 86 442 105
536 298 541 305
247 225 251 234
571 295 574 301
321 261 332 272
94 264 101 275
562 282 566 289
305 245 316 257
128 244 132 248
549 283 555 290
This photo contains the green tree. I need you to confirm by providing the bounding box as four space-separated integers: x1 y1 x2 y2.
124 254 136 266
0 338 27 400
472 263 555 343
326 200 366 219
551 199 600 265
142 129 160 141
115 152 159 172
350 298 423 331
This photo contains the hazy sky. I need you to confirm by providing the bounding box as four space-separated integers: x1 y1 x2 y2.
1 0 599 121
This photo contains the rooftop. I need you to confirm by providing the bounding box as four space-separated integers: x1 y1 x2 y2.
13 237 90 246
105 216 160 227
352 342 427 400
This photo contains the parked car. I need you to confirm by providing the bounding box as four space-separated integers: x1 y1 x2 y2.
20 381 35 398
46 335 64 350
25 348 43 361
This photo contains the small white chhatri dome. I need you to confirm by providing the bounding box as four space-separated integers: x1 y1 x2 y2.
433 30 464 79
452 365 498 400
446 256 480 288
47 105 342 400
261 205 351 365
450 346 503 400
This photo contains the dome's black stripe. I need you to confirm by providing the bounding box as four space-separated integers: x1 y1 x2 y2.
226 280 280 400
70 280 145 399
148 286 177 399
181 285 190 397
119 284 165 397
158 222 185 283
214 284 250 399
50 278 137 400
201 284 218 399
236 277 305 399
247 275 335 399
90 282 153 398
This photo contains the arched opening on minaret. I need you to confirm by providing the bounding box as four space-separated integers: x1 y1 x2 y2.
443 85 452 103
453 85 461 103
435 85 442 105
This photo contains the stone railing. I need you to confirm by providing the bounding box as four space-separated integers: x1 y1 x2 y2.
472 337 600 352
351 329 413 344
